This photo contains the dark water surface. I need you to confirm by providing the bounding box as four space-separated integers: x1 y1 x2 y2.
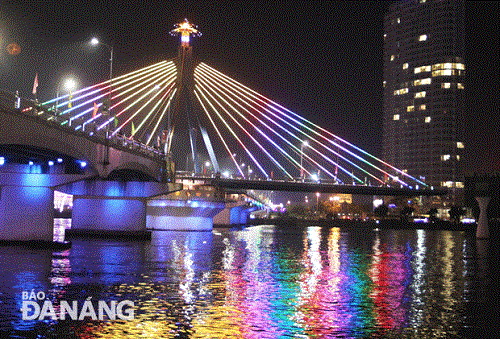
0 221 495 338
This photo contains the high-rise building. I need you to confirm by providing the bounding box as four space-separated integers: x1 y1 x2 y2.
382 0 465 198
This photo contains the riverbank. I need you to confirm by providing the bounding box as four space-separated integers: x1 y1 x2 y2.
249 217 478 231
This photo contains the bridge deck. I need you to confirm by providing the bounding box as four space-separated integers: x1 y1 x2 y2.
178 176 447 196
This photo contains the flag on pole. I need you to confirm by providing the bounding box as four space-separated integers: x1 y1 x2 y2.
32 73 38 95
114 115 118 128
92 102 98 118
68 91 72 108
131 121 135 136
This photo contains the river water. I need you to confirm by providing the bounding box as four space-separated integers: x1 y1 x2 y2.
0 220 495 338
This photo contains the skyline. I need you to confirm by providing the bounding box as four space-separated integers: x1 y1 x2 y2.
0 1 498 171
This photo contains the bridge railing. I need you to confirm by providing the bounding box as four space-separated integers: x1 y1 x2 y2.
0 90 165 161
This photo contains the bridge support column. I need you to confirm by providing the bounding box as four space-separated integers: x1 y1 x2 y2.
213 203 259 225
147 199 225 231
0 185 54 241
475 197 490 239
71 197 147 233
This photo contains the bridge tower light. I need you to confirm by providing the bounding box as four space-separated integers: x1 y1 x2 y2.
170 19 201 47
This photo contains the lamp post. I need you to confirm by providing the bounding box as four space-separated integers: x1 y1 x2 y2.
300 140 308 181
91 37 114 166
55 78 76 116
204 161 210 176
90 37 113 117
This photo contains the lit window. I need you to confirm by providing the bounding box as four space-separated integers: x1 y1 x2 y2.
415 91 426 98
407 105 415 112
457 83 464 89
403 63 409 69
425 116 431 123
418 34 427 41
441 83 451 89
419 104 426 110
455 182 464 188
441 154 451 161
413 78 431 86
383 81 386 88
397 17 400 24
391 55 395 61
441 181 454 188
457 142 464 148
432 69 455 77
432 62 465 71
414 65 431 74
393 114 400 120
393 88 408 95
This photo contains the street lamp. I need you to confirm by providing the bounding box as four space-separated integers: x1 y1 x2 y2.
300 140 309 181
55 78 76 115
90 37 113 116
316 192 320 212
91 37 114 166
204 161 210 176
90 37 113 82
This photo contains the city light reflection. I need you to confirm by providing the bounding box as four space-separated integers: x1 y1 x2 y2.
0 228 483 337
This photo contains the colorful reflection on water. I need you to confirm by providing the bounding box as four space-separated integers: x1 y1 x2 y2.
0 225 492 338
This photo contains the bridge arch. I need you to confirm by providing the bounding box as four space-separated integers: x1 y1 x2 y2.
107 163 158 182
0 108 163 180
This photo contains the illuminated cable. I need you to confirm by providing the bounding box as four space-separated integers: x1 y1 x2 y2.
194 89 245 178
108 73 177 134
199 62 425 186
196 66 364 183
146 88 177 146
42 60 171 106
196 79 293 179
62 62 175 118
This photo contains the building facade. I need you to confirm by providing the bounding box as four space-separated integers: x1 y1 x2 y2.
382 0 465 198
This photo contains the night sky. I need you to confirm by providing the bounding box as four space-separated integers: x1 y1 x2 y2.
0 1 498 172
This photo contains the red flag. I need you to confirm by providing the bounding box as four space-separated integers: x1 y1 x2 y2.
32 73 38 95
92 102 98 118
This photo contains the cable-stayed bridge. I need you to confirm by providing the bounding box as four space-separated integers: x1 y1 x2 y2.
38 20 432 191
0 20 445 240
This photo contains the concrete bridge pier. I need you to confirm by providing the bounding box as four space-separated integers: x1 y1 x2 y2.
57 180 182 238
0 185 54 242
147 199 225 231
71 197 147 234
213 203 259 225
475 196 490 239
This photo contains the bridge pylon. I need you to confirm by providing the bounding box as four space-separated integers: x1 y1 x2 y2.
169 20 218 175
